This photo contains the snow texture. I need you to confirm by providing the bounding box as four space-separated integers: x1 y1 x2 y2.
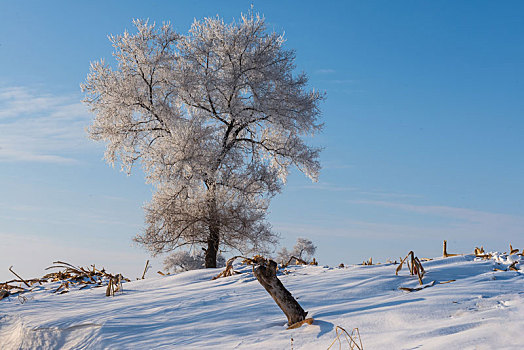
1 254 523 349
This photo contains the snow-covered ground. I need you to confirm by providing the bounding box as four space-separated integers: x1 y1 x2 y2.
1 254 523 349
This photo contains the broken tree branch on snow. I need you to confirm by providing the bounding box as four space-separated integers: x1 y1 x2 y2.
212 255 310 327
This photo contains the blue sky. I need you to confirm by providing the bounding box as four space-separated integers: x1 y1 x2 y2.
1 1 523 281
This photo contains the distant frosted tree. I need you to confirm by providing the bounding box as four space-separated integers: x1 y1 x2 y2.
292 238 317 261
82 11 323 268
277 237 317 264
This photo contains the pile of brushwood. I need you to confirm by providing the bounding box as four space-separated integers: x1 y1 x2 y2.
0 261 129 301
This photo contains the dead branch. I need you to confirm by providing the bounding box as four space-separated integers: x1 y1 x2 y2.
106 274 123 297
395 251 425 285
1 261 129 299
474 246 492 259
141 260 150 279
439 279 456 284
443 240 459 258
509 244 519 255
399 279 456 292
282 256 309 268
8 266 30 288
508 261 519 271
212 255 248 280
399 280 435 292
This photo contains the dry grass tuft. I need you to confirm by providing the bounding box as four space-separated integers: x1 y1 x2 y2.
327 326 363 350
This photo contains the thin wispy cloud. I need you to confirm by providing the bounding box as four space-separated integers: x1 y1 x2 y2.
315 68 336 74
355 191 422 199
351 200 515 221
274 199 524 255
295 182 420 199
274 219 443 240
350 199 524 240
329 79 356 84
321 160 353 170
0 85 94 163
297 181 359 192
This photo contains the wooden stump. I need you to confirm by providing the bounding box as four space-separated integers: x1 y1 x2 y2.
253 259 307 325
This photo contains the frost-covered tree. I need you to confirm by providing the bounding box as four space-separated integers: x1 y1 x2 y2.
82 11 323 268
292 237 317 262
277 237 317 264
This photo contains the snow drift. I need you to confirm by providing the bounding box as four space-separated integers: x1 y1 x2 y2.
1 254 523 349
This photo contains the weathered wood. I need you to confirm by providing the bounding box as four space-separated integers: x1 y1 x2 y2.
396 251 425 285
253 259 307 325
212 256 243 280
442 240 459 257
282 255 308 268
141 260 150 279
287 317 314 329
9 266 30 288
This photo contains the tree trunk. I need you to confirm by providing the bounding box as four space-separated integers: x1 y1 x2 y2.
204 180 220 268
205 225 219 268
253 259 307 325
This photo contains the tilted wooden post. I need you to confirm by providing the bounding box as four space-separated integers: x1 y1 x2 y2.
252 259 307 326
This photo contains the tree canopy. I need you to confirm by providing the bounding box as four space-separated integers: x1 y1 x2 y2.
82 11 323 267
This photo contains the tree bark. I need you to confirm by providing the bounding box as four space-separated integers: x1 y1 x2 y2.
205 225 219 268
253 259 307 325
204 181 220 268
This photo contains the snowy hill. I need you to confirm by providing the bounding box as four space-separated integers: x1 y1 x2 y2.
1 254 523 349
